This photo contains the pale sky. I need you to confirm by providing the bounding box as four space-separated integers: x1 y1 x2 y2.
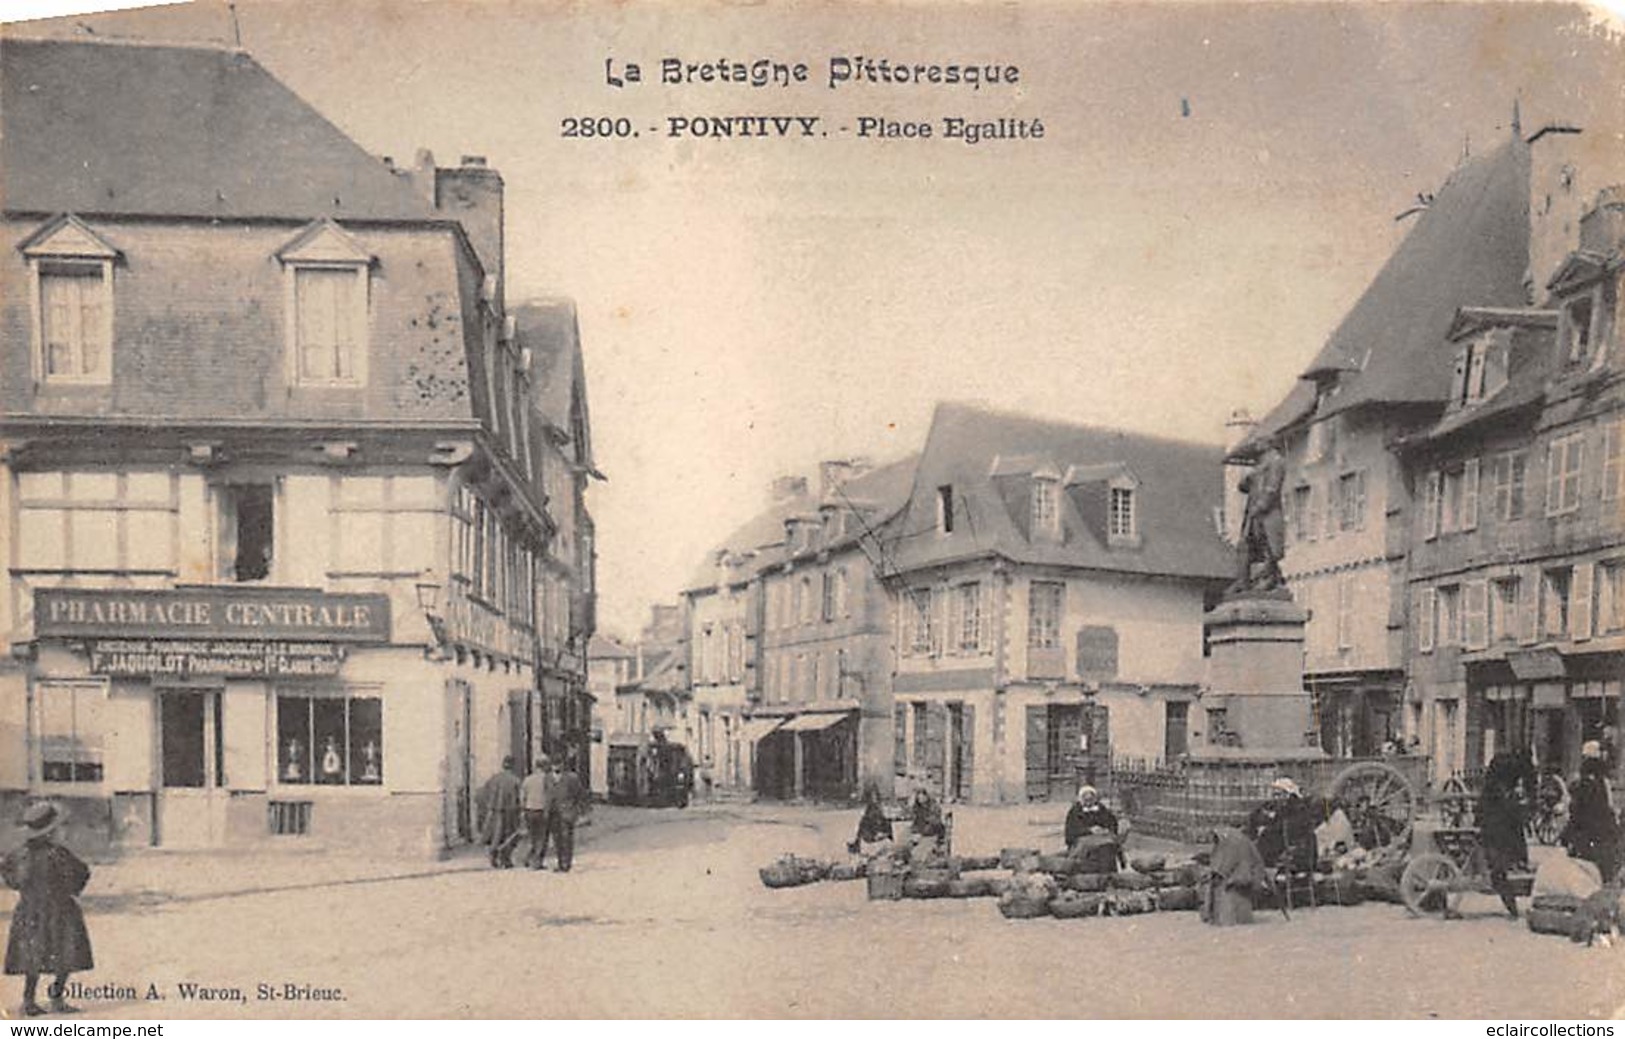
9 0 1625 637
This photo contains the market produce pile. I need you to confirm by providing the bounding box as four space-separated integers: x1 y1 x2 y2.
760 840 1412 921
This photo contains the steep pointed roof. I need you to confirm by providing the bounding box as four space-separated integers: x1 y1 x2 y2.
888 403 1232 580
1238 137 1531 454
513 299 596 471
0 36 434 222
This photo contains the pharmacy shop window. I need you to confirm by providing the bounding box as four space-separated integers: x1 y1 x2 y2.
276 689 383 786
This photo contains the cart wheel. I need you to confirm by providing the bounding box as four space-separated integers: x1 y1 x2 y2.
1330 761 1418 845
1400 852 1463 918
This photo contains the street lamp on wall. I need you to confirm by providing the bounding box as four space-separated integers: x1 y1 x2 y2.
415 570 449 660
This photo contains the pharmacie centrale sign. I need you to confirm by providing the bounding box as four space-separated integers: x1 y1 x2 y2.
88 639 346 678
35 588 391 642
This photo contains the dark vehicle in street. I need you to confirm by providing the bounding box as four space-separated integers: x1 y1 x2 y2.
606 730 694 807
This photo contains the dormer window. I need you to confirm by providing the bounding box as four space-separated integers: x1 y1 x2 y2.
1109 486 1136 540
1031 478 1059 536
1561 294 1595 366
21 215 121 386
276 220 373 388
937 485 955 534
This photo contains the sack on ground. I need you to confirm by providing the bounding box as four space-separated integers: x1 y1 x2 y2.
903 876 952 899
1105 890 1157 915
946 876 995 898
959 854 1001 872
999 847 1039 869
1129 852 1167 874
997 893 1052 919
1068 872 1110 892
1527 905 1581 936
1038 854 1078 874
1049 891 1106 919
1111 870 1156 891
1070 835 1121 875
866 871 906 901
1156 885 1201 911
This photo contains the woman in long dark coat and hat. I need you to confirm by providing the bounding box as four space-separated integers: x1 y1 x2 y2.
1479 752 1529 919
2 803 94 1016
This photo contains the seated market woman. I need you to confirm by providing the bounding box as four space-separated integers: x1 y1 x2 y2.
1064 785 1118 848
909 788 947 852
1246 777 1317 873
847 783 895 856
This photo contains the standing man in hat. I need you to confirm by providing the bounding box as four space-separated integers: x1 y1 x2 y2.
2 803 93 1017
477 756 523 869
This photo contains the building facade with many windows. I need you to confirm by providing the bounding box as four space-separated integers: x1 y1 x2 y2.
1402 182 1624 788
0 37 591 855
885 404 1231 804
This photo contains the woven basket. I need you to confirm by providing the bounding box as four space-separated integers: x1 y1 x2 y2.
1129 852 1167 874
760 864 807 889
1527 906 1581 937
1049 892 1106 919
1068 873 1110 893
997 894 1052 919
904 877 952 899
1156 885 1200 912
828 862 866 882
1111 870 1156 891
866 872 906 901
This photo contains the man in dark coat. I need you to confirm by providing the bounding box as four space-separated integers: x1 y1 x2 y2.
543 760 590 872
1247 777 1317 873
1564 756 1620 885
1479 752 1530 918
3 803 93 1017
477 757 523 868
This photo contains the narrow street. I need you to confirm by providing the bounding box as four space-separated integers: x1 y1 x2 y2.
10 804 1623 1020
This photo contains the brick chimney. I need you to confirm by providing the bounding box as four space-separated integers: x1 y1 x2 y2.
770 475 809 503
435 155 505 312
818 457 873 502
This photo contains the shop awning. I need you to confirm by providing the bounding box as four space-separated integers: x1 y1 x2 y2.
738 717 786 743
779 711 856 733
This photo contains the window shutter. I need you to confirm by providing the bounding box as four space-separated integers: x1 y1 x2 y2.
1422 471 1441 540
1571 563 1594 642
1355 470 1367 531
1417 587 1436 653
1323 480 1336 538
1464 580 1488 650
930 588 944 658
1518 569 1539 644
1461 458 1480 532
960 703 976 801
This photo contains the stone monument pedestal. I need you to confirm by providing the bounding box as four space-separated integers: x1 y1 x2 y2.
1194 594 1323 759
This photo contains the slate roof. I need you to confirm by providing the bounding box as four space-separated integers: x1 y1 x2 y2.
512 300 596 470
1412 321 1556 444
885 402 1232 581
1237 137 1532 456
587 634 635 661
0 36 434 222
682 454 919 593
